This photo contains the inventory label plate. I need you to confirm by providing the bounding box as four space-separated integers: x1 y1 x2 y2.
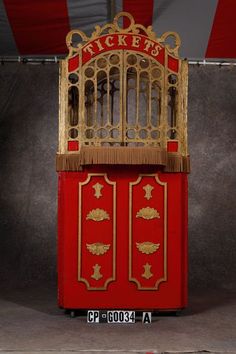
87 310 135 323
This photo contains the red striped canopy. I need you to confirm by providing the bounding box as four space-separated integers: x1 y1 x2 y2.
0 0 235 59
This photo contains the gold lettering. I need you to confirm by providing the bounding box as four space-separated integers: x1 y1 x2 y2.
105 36 114 47
118 35 127 46
144 39 154 52
94 39 104 51
151 44 162 57
83 43 95 56
132 35 141 48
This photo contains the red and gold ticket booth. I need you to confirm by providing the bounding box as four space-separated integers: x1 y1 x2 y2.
57 12 190 311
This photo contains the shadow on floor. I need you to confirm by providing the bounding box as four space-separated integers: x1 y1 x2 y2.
0 281 235 318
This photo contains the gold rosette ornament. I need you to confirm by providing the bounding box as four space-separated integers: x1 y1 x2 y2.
136 207 160 220
136 242 160 254
86 243 110 256
86 208 110 221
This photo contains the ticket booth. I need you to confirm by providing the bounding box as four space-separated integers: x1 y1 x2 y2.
57 12 189 313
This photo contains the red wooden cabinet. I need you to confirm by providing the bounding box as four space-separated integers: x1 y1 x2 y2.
58 167 188 310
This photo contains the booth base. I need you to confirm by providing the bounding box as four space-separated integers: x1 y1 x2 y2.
57 166 188 311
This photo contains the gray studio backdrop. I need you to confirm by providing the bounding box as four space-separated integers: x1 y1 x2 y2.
0 63 235 290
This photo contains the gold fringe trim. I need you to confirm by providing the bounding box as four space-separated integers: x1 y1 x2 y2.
81 146 167 165
164 153 190 173
56 147 190 173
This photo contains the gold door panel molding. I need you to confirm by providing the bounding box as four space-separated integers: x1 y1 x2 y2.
129 174 167 290
78 173 116 290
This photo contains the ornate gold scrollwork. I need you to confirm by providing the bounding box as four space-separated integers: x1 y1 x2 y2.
136 242 160 254
142 263 153 279
66 12 159 55
136 207 160 220
86 208 110 221
91 264 103 280
86 243 110 256
159 31 181 57
92 182 104 199
143 184 154 200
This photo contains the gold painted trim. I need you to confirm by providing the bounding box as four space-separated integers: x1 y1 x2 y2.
142 263 153 280
91 264 103 280
136 242 160 254
86 243 110 255
136 207 160 220
86 208 110 221
58 61 67 154
143 184 154 200
78 173 116 290
92 182 104 199
129 174 167 290
66 12 180 57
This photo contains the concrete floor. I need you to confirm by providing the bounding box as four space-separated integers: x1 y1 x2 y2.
0 284 235 354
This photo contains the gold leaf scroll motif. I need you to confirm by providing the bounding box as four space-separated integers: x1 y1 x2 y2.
136 207 160 220
142 263 153 279
86 243 110 256
143 184 154 200
136 242 160 255
92 183 104 199
86 208 110 221
91 264 103 281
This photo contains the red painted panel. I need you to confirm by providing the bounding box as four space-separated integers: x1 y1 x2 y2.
182 174 188 306
206 0 236 58
167 141 178 152
68 34 165 72
68 55 79 72
81 34 165 66
68 141 79 151
4 0 70 55
58 167 188 310
168 55 179 73
57 172 64 308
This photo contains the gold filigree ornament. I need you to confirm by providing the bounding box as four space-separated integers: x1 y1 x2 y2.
86 243 110 256
91 264 103 281
142 263 153 280
66 12 159 56
136 242 160 255
92 182 104 199
143 184 154 200
136 207 160 220
86 208 110 221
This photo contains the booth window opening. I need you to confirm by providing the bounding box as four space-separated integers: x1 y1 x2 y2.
66 51 179 148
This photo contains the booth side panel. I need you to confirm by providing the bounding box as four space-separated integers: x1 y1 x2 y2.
182 174 188 307
57 172 64 308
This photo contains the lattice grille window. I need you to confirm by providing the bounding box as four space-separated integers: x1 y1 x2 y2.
66 51 173 148
82 52 123 146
